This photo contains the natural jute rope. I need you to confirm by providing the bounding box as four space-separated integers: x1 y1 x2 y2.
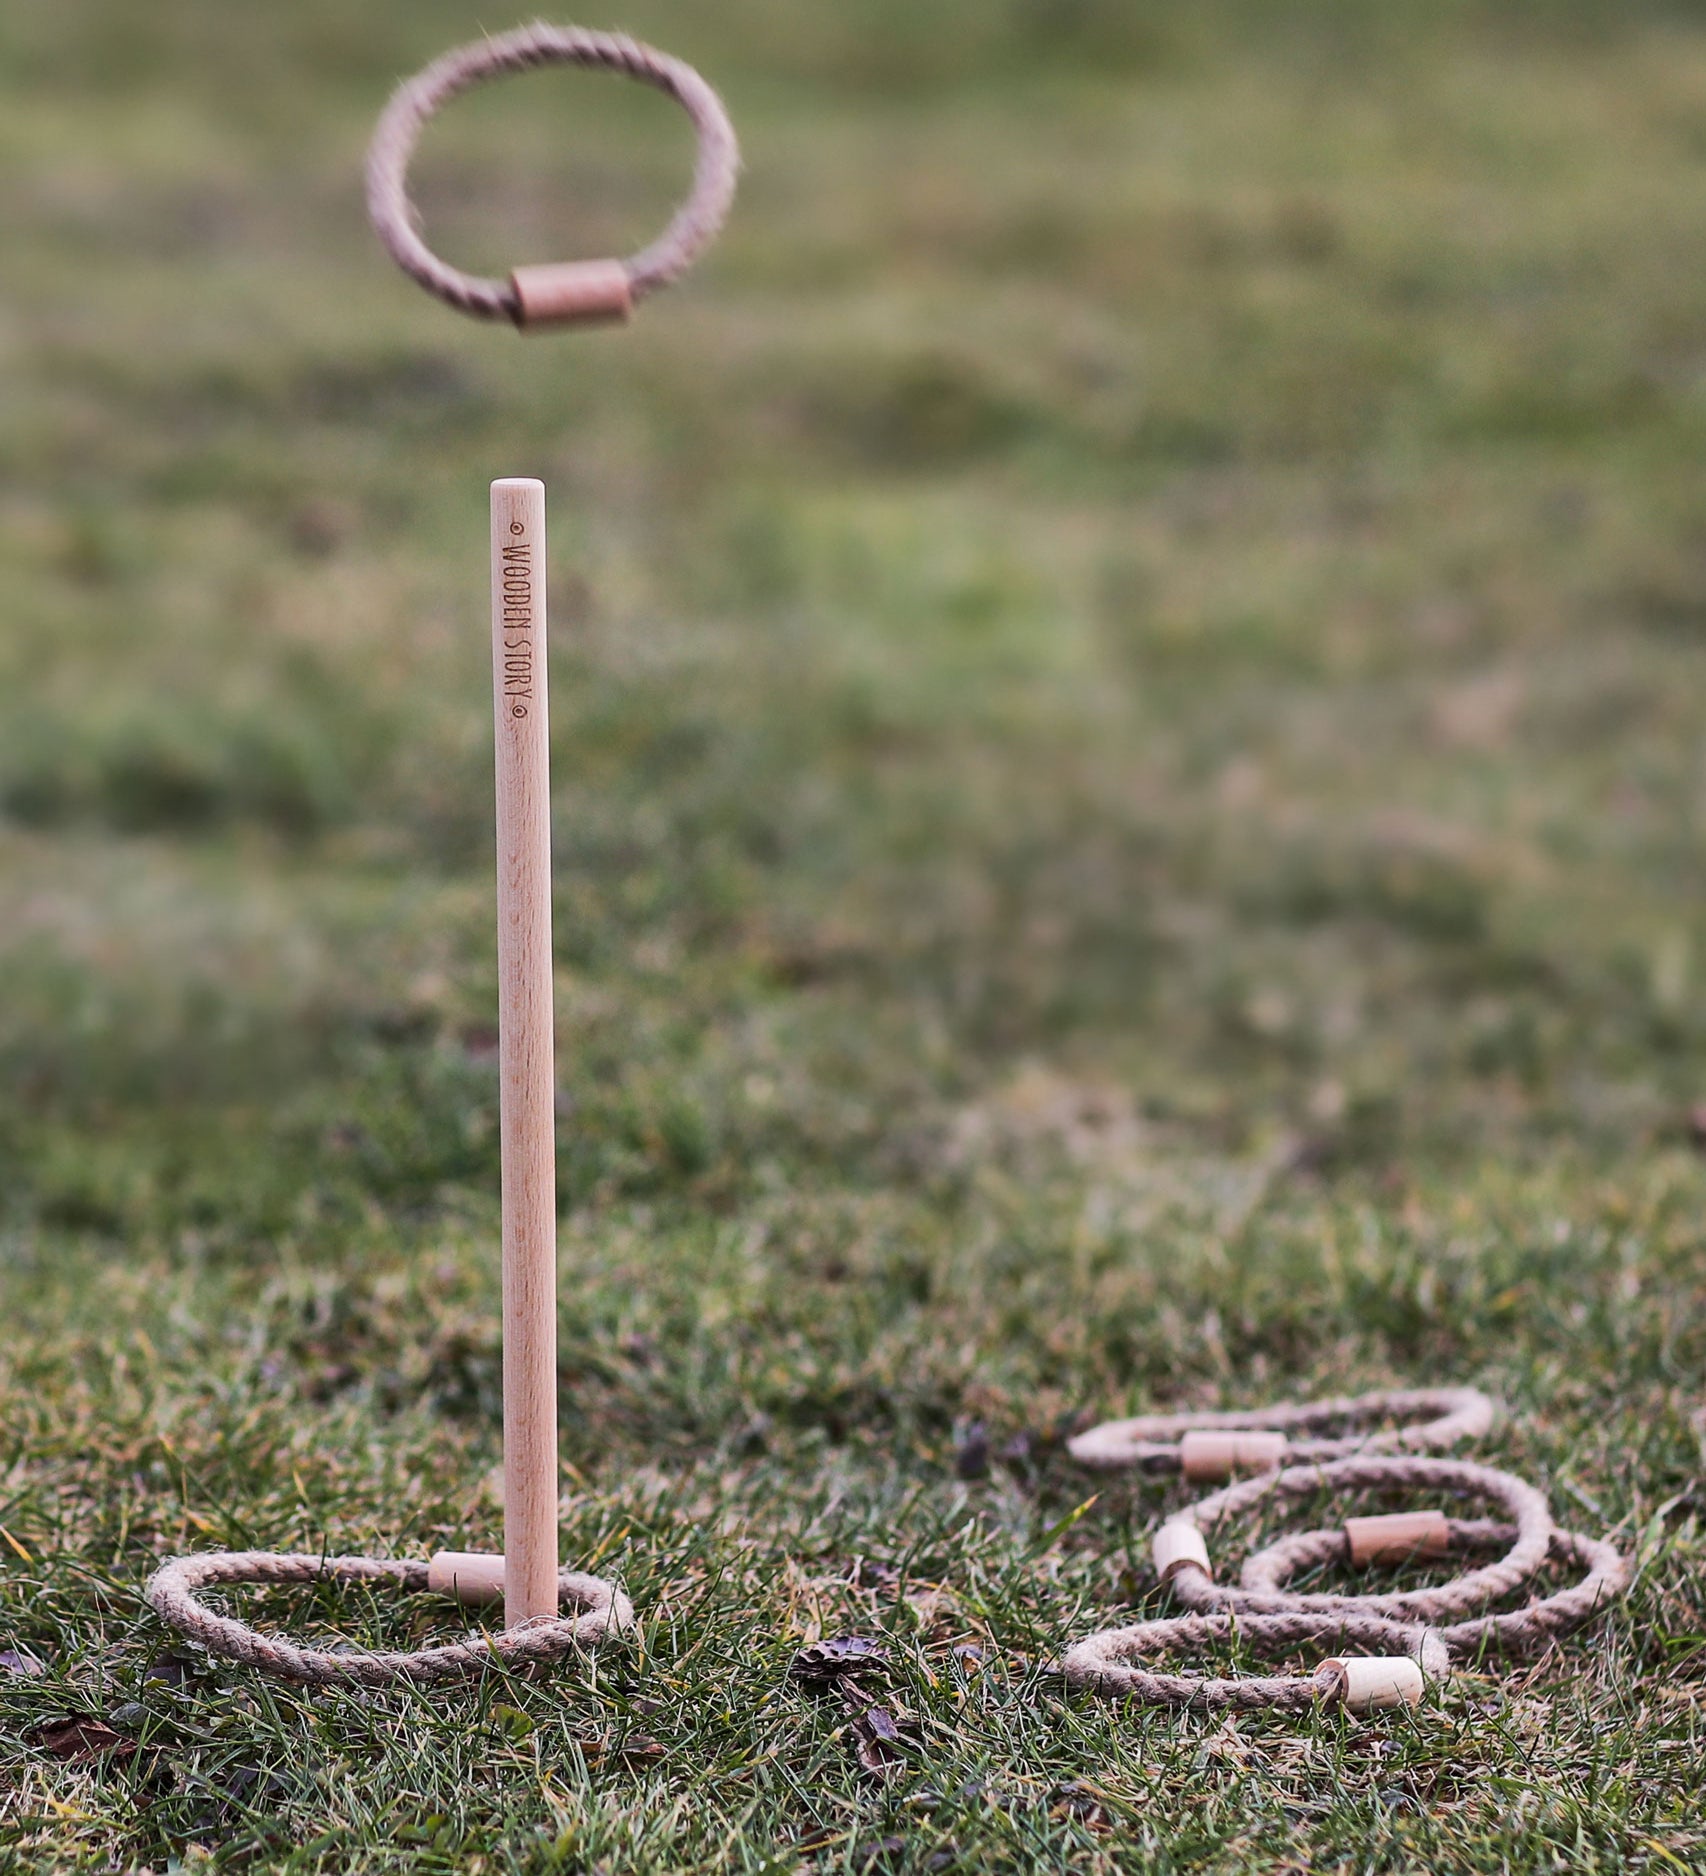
365 24 739 326
1067 1385 1495 1473
144 1553 634 1686
1057 1609 1452 1714
143 1391 1627 1697
1059 1387 1631 1713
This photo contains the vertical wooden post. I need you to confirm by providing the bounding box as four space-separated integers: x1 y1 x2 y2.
490 477 559 1629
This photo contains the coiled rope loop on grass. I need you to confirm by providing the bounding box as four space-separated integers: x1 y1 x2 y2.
1168 1456 1555 1624
144 1552 633 1687
144 1391 1627 1700
1240 1514 1632 1658
365 23 739 325
1058 1610 1452 1713
1060 1387 1631 1712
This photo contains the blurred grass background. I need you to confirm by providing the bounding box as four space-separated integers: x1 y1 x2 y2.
1 2 1704 1870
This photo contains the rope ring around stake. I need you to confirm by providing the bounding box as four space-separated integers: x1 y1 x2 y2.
1067 1385 1496 1476
365 23 740 328
145 1552 634 1686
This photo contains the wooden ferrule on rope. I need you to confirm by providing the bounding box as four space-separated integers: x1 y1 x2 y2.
511 260 634 328
1344 1510 1452 1567
1322 1654 1425 1712
427 1549 507 1607
1153 1520 1213 1584
1179 1428 1287 1482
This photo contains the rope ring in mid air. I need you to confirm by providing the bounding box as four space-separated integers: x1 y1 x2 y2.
365 23 739 328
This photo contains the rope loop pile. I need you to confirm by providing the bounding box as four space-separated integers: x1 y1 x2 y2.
144 1552 633 1687
144 1388 1628 1704
365 23 739 325
1060 1387 1631 1713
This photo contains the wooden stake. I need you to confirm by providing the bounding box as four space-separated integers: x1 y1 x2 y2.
491 477 559 1629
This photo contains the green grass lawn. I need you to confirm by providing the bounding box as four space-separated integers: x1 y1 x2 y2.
2 1 1704 1868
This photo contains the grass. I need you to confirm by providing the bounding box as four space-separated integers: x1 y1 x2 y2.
1 0 1704 1868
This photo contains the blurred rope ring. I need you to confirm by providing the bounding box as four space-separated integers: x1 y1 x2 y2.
1067 1385 1496 1475
365 23 739 329
146 1551 635 1685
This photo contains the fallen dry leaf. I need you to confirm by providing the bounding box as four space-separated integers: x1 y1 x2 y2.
30 1716 137 1765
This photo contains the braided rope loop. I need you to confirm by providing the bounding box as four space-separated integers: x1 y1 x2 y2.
1058 1610 1449 1711
1169 1456 1556 1623
145 1552 633 1686
365 23 739 325
1069 1386 1495 1473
